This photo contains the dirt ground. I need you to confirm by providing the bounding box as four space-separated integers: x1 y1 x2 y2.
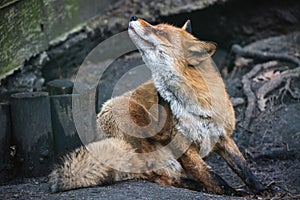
0 178 248 200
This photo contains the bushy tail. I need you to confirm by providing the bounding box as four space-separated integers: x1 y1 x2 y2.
49 138 144 193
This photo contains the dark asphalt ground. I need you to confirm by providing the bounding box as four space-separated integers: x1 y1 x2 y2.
0 179 245 200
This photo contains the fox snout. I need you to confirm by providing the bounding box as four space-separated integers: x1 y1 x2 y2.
128 16 150 47
128 16 151 33
129 16 138 30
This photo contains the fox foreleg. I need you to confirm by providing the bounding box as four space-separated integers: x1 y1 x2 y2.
215 136 267 194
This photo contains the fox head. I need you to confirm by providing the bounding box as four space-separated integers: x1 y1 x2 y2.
128 17 233 131
128 16 217 68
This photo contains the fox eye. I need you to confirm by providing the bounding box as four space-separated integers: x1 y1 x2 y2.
158 50 167 57
155 29 167 37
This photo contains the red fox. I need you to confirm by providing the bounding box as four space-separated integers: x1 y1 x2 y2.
49 16 266 195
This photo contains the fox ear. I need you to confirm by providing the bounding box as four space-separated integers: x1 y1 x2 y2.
182 19 192 34
184 40 217 65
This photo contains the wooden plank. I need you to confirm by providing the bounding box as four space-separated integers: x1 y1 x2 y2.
0 0 21 9
0 0 47 80
0 0 115 80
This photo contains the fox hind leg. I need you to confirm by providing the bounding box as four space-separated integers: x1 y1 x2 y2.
179 145 238 195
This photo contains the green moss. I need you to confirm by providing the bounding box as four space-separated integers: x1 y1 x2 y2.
43 0 81 41
0 0 82 80
0 0 48 79
0 0 110 80
0 63 20 80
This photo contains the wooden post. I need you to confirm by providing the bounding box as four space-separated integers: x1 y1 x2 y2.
46 79 74 95
72 83 98 145
50 94 83 156
0 103 11 181
10 92 53 177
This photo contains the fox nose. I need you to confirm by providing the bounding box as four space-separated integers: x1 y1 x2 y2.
130 16 138 21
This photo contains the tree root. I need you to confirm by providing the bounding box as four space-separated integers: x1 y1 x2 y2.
279 79 300 101
230 97 245 107
232 44 300 66
242 61 279 129
257 66 300 111
232 43 300 129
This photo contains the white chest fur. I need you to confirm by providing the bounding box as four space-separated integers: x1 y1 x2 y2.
150 63 226 157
